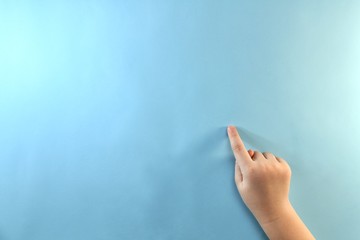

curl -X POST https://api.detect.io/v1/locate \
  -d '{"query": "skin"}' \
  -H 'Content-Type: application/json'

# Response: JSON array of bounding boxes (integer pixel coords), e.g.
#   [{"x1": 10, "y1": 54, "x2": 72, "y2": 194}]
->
[{"x1": 227, "y1": 125, "x2": 315, "y2": 240}]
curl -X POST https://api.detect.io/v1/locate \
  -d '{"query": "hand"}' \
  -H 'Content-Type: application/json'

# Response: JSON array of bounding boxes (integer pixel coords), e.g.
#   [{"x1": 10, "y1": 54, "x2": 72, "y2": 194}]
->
[
  {"x1": 227, "y1": 126, "x2": 315, "y2": 239},
  {"x1": 227, "y1": 125, "x2": 292, "y2": 224}
]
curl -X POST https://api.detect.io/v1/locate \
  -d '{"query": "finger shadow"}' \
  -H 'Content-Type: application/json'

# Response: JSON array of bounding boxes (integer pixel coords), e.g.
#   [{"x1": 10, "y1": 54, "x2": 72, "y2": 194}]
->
[{"x1": 236, "y1": 126, "x2": 296, "y2": 162}]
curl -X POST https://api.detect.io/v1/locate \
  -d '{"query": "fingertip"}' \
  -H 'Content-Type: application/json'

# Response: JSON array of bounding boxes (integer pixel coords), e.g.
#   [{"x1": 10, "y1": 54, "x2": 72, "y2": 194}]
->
[
  {"x1": 275, "y1": 156, "x2": 287, "y2": 164},
  {"x1": 248, "y1": 149, "x2": 255, "y2": 158},
  {"x1": 252, "y1": 151, "x2": 262, "y2": 160},
  {"x1": 227, "y1": 125, "x2": 239, "y2": 138},
  {"x1": 227, "y1": 125, "x2": 234, "y2": 133}
]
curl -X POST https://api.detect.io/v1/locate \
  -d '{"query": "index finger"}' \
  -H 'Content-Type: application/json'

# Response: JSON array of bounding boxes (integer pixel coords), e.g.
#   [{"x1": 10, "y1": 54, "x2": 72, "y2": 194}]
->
[{"x1": 227, "y1": 126, "x2": 252, "y2": 170}]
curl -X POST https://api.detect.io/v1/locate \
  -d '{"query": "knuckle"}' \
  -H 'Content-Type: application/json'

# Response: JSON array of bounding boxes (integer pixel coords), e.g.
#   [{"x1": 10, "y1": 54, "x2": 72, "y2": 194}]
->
[
  {"x1": 283, "y1": 160, "x2": 291, "y2": 171},
  {"x1": 231, "y1": 144, "x2": 243, "y2": 153},
  {"x1": 280, "y1": 165, "x2": 292, "y2": 178},
  {"x1": 286, "y1": 165, "x2": 292, "y2": 176},
  {"x1": 264, "y1": 152, "x2": 275, "y2": 158},
  {"x1": 253, "y1": 151, "x2": 262, "y2": 160}
]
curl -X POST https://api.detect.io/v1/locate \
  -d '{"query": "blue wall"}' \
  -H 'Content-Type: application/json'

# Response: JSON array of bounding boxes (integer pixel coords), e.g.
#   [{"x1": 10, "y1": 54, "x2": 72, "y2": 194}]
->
[{"x1": 1, "y1": 1, "x2": 360, "y2": 239}]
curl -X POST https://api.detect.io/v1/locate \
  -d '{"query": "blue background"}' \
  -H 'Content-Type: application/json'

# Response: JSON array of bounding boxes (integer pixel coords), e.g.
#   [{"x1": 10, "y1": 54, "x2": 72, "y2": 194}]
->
[{"x1": 1, "y1": 1, "x2": 360, "y2": 239}]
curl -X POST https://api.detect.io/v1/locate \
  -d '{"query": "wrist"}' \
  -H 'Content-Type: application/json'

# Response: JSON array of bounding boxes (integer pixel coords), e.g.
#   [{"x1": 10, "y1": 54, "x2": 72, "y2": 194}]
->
[
  {"x1": 255, "y1": 201, "x2": 316, "y2": 240},
  {"x1": 254, "y1": 200, "x2": 294, "y2": 227}
]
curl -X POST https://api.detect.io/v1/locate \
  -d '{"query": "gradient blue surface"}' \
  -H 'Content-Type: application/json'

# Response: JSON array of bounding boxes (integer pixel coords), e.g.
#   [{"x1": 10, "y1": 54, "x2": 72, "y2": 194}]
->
[{"x1": 1, "y1": 1, "x2": 360, "y2": 239}]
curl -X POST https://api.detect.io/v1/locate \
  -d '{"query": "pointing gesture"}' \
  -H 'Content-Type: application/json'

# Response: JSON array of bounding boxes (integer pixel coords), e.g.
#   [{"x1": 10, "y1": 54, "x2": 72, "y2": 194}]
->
[
  {"x1": 227, "y1": 126, "x2": 254, "y2": 172},
  {"x1": 227, "y1": 125, "x2": 292, "y2": 223},
  {"x1": 227, "y1": 126, "x2": 314, "y2": 240}
]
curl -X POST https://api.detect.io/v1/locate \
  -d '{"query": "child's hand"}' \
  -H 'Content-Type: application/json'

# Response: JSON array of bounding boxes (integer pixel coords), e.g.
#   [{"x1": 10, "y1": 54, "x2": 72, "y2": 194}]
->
[
  {"x1": 227, "y1": 126, "x2": 315, "y2": 239},
  {"x1": 227, "y1": 126, "x2": 292, "y2": 225}
]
